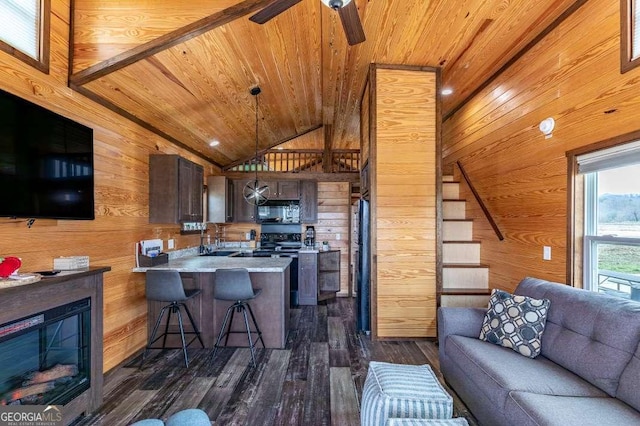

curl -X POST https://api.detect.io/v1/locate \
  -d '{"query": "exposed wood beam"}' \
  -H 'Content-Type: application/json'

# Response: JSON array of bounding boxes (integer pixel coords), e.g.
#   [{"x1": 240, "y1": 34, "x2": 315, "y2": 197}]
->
[
  {"x1": 323, "y1": 125, "x2": 332, "y2": 173},
  {"x1": 443, "y1": 0, "x2": 590, "y2": 121},
  {"x1": 69, "y1": 0, "x2": 275, "y2": 86},
  {"x1": 71, "y1": 84, "x2": 223, "y2": 168},
  {"x1": 223, "y1": 124, "x2": 323, "y2": 170}
]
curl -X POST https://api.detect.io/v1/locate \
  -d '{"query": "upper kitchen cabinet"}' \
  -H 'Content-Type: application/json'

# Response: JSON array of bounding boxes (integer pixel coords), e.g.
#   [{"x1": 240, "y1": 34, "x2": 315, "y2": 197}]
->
[
  {"x1": 149, "y1": 155, "x2": 204, "y2": 223},
  {"x1": 364, "y1": 64, "x2": 440, "y2": 339},
  {"x1": 262, "y1": 180, "x2": 300, "y2": 200},
  {"x1": 207, "y1": 176, "x2": 233, "y2": 223},
  {"x1": 231, "y1": 179, "x2": 257, "y2": 223},
  {"x1": 300, "y1": 180, "x2": 318, "y2": 223}
]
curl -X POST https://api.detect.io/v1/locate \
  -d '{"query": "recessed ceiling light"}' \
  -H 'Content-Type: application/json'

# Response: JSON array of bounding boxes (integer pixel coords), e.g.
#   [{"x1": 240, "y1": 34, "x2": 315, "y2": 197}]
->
[
  {"x1": 209, "y1": 140, "x2": 220, "y2": 147},
  {"x1": 277, "y1": 147, "x2": 284, "y2": 150},
  {"x1": 441, "y1": 88, "x2": 453, "y2": 96}
]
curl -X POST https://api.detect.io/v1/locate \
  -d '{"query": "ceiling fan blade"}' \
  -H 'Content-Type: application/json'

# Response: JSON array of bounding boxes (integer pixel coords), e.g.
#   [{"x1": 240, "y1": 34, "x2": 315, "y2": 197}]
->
[
  {"x1": 338, "y1": 1, "x2": 365, "y2": 45},
  {"x1": 249, "y1": 0, "x2": 303, "y2": 24}
]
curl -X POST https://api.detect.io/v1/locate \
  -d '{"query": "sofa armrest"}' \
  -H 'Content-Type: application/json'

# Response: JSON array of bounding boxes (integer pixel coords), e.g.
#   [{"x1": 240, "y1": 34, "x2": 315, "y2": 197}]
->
[{"x1": 437, "y1": 307, "x2": 486, "y2": 360}]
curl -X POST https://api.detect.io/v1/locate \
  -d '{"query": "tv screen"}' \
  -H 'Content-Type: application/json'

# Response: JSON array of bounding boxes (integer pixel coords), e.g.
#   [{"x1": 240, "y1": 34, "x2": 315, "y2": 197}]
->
[{"x1": 0, "y1": 89, "x2": 94, "y2": 220}]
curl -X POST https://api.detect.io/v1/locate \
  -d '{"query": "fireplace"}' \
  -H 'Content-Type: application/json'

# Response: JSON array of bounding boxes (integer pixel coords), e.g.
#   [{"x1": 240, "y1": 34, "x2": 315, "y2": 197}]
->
[{"x1": 0, "y1": 298, "x2": 91, "y2": 406}]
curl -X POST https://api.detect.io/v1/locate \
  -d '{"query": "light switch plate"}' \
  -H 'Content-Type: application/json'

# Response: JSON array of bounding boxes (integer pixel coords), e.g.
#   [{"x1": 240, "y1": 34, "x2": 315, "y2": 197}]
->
[
  {"x1": 543, "y1": 246, "x2": 551, "y2": 260},
  {"x1": 168, "y1": 239, "x2": 175, "y2": 250}
]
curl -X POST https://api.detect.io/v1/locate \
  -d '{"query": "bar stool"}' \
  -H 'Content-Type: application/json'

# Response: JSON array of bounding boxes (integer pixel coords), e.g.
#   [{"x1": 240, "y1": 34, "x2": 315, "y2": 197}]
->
[
  {"x1": 213, "y1": 268, "x2": 265, "y2": 367},
  {"x1": 140, "y1": 270, "x2": 204, "y2": 369}
]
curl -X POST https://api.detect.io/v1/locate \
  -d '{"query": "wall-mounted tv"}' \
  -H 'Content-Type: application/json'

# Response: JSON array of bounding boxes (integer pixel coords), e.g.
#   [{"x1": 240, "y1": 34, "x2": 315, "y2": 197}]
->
[{"x1": 0, "y1": 88, "x2": 94, "y2": 220}]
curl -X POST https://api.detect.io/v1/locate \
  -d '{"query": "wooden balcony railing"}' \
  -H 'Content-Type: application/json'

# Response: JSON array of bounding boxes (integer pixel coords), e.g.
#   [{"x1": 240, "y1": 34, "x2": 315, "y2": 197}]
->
[{"x1": 225, "y1": 149, "x2": 360, "y2": 173}]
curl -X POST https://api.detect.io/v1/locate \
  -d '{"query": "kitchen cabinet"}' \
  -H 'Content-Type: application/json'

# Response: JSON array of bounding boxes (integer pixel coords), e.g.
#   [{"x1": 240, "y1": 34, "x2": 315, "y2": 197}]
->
[
  {"x1": 360, "y1": 161, "x2": 370, "y2": 200},
  {"x1": 226, "y1": 179, "x2": 315, "y2": 224},
  {"x1": 262, "y1": 180, "x2": 300, "y2": 200},
  {"x1": 207, "y1": 176, "x2": 233, "y2": 223},
  {"x1": 299, "y1": 180, "x2": 318, "y2": 223},
  {"x1": 298, "y1": 250, "x2": 340, "y2": 305},
  {"x1": 231, "y1": 179, "x2": 257, "y2": 223},
  {"x1": 149, "y1": 155, "x2": 204, "y2": 223}
]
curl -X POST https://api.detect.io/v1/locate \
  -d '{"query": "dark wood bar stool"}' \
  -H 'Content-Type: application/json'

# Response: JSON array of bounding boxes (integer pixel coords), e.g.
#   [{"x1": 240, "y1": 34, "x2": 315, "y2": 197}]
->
[
  {"x1": 140, "y1": 270, "x2": 204, "y2": 369},
  {"x1": 213, "y1": 268, "x2": 265, "y2": 367}
]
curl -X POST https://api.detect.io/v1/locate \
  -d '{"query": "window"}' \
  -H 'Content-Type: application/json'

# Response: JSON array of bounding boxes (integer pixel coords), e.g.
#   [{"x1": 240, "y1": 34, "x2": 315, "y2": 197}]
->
[
  {"x1": 0, "y1": 0, "x2": 49, "y2": 73},
  {"x1": 578, "y1": 141, "x2": 640, "y2": 301},
  {"x1": 622, "y1": 0, "x2": 640, "y2": 72}
]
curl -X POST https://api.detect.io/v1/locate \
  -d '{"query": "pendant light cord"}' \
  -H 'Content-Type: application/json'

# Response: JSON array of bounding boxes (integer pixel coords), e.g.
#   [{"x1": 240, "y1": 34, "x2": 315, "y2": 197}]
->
[{"x1": 254, "y1": 91, "x2": 259, "y2": 184}]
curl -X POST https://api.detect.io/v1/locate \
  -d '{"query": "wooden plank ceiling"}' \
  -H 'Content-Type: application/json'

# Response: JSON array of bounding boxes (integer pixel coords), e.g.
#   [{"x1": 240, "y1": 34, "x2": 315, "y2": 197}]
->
[{"x1": 71, "y1": 0, "x2": 577, "y2": 168}]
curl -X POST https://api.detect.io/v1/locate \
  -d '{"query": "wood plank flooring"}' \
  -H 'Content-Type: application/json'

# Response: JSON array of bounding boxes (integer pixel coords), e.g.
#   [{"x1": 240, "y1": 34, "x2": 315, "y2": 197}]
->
[{"x1": 73, "y1": 298, "x2": 477, "y2": 425}]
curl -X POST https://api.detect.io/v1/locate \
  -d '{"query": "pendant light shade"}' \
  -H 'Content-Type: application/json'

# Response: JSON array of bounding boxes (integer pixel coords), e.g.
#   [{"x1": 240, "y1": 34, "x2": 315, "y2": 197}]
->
[{"x1": 243, "y1": 86, "x2": 270, "y2": 206}]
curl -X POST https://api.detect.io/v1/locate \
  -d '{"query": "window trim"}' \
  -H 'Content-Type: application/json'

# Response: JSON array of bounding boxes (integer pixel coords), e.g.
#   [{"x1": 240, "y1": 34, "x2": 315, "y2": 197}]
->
[
  {"x1": 584, "y1": 236, "x2": 640, "y2": 294},
  {"x1": 566, "y1": 129, "x2": 640, "y2": 287},
  {"x1": 0, "y1": 0, "x2": 50, "y2": 74},
  {"x1": 621, "y1": 0, "x2": 640, "y2": 73}
]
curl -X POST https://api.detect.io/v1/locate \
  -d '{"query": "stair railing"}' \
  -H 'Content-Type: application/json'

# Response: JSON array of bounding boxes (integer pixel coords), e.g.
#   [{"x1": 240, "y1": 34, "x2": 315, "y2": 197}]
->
[{"x1": 456, "y1": 160, "x2": 504, "y2": 241}]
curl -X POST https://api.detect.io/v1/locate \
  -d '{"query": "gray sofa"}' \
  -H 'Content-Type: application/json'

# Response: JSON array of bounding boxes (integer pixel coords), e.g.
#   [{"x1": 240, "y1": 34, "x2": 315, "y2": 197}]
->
[{"x1": 438, "y1": 277, "x2": 640, "y2": 426}]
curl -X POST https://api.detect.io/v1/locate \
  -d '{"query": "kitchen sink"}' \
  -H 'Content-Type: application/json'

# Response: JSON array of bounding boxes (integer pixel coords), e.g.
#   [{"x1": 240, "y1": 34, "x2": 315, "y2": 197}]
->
[{"x1": 199, "y1": 250, "x2": 237, "y2": 257}]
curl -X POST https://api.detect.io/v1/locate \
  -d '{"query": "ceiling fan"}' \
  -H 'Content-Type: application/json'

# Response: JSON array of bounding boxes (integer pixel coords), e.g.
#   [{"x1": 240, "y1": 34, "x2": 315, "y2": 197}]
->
[{"x1": 249, "y1": 0, "x2": 366, "y2": 46}]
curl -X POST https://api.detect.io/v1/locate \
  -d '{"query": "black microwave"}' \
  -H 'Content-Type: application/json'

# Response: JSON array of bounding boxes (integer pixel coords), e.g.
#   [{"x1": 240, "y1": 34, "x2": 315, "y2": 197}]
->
[{"x1": 257, "y1": 201, "x2": 300, "y2": 223}]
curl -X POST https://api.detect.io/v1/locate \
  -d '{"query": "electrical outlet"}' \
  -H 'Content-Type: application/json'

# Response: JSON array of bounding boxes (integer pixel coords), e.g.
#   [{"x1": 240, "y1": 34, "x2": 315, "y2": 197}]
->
[
  {"x1": 168, "y1": 239, "x2": 175, "y2": 250},
  {"x1": 543, "y1": 246, "x2": 551, "y2": 261},
  {"x1": 336, "y1": 233, "x2": 341, "y2": 240}
]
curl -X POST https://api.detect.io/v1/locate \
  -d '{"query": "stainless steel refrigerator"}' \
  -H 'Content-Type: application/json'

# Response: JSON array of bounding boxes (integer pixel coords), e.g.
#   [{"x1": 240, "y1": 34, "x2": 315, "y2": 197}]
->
[{"x1": 356, "y1": 199, "x2": 371, "y2": 332}]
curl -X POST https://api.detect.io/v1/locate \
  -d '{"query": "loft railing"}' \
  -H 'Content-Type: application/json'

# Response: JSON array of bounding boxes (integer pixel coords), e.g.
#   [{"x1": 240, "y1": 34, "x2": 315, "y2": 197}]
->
[{"x1": 225, "y1": 149, "x2": 360, "y2": 173}]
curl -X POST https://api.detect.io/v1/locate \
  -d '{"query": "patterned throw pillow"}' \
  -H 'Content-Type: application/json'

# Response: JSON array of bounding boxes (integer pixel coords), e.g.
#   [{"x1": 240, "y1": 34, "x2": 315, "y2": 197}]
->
[{"x1": 479, "y1": 289, "x2": 550, "y2": 358}]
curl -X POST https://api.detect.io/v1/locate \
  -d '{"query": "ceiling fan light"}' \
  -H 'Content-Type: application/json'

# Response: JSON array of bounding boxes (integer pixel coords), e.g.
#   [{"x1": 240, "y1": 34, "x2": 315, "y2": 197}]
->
[{"x1": 321, "y1": 0, "x2": 352, "y2": 10}]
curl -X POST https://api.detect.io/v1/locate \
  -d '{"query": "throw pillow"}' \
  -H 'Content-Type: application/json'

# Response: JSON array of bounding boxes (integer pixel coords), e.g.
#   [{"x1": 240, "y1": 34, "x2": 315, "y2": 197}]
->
[{"x1": 479, "y1": 289, "x2": 550, "y2": 358}]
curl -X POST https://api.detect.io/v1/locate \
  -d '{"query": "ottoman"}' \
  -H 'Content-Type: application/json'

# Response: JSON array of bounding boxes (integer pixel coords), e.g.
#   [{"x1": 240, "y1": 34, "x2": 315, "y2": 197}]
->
[
  {"x1": 361, "y1": 361, "x2": 453, "y2": 426},
  {"x1": 386, "y1": 419, "x2": 469, "y2": 426},
  {"x1": 129, "y1": 408, "x2": 210, "y2": 426}
]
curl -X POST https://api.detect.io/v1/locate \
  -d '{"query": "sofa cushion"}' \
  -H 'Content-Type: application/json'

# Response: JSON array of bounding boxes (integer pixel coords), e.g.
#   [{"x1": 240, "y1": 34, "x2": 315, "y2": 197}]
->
[
  {"x1": 617, "y1": 343, "x2": 640, "y2": 412},
  {"x1": 479, "y1": 289, "x2": 550, "y2": 358},
  {"x1": 515, "y1": 277, "x2": 640, "y2": 396},
  {"x1": 505, "y1": 391, "x2": 640, "y2": 426},
  {"x1": 444, "y1": 335, "x2": 606, "y2": 412}
]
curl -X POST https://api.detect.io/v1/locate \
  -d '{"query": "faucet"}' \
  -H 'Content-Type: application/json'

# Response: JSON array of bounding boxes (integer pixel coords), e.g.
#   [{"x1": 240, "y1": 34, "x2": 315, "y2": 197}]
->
[{"x1": 199, "y1": 226, "x2": 207, "y2": 254}]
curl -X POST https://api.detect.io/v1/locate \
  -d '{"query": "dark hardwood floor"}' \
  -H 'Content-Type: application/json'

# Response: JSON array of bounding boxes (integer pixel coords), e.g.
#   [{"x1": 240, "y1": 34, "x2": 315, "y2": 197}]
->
[{"x1": 74, "y1": 298, "x2": 477, "y2": 426}]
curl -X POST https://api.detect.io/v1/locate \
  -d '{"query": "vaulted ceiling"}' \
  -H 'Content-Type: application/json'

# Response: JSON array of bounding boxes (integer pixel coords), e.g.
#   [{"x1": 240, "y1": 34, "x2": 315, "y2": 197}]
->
[{"x1": 71, "y1": 0, "x2": 577, "y2": 168}]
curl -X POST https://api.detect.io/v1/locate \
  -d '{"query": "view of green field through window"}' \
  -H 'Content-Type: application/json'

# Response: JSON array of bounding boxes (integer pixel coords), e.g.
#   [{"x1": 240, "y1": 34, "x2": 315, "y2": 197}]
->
[{"x1": 595, "y1": 163, "x2": 640, "y2": 299}]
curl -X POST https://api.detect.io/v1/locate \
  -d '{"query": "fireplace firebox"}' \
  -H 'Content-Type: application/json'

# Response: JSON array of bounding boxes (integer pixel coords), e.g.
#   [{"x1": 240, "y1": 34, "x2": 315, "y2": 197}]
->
[{"x1": 0, "y1": 298, "x2": 91, "y2": 406}]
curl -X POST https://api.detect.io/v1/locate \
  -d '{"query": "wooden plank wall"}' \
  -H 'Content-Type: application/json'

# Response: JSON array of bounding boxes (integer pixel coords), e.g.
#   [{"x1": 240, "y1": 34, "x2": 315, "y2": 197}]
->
[
  {"x1": 371, "y1": 66, "x2": 438, "y2": 338},
  {"x1": 0, "y1": 0, "x2": 220, "y2": 372},
  {"x1": 315, "y1": 182, "x2": 351, "y2": 296},
  {"x1": 442, "y1": 0, "x2": 640, "y2": 292}
]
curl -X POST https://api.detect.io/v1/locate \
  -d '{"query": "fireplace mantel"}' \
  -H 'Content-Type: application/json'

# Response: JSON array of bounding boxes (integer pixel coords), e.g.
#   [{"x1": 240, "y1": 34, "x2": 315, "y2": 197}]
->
[{"x1": 0, "y1": 267, "x2": 110, "y2": 425}]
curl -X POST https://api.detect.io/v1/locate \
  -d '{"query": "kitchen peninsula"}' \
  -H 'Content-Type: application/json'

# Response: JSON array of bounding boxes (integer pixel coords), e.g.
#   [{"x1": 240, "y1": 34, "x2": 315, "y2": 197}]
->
[{"x1": 133, "y1": 255, "x2": 290, "y2": 349}]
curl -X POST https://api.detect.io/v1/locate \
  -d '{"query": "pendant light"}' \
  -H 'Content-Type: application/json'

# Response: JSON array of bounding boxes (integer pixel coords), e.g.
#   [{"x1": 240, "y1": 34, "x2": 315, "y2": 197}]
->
[{"x1": 243, "y1": 86, "x2": 270, "y2": 205}]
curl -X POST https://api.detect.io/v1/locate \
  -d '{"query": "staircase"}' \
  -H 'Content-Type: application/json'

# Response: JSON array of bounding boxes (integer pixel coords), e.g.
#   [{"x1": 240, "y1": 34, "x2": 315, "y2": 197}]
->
[{"x1": 441, "y1": 176, "x2": 491, "y2": 307}]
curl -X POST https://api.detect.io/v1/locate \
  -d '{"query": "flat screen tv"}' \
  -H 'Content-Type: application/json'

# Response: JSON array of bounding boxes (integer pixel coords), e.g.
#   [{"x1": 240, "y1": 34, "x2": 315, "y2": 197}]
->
[{"x1": 0, "y1": 88, "x2": 94, "y2": 220}]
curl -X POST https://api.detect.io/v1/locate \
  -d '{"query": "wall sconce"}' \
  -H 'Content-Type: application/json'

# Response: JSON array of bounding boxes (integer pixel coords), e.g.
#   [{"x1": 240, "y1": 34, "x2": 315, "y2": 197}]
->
[{"x1": 539, "y1": 117, "x2": 555, "y2": 139}]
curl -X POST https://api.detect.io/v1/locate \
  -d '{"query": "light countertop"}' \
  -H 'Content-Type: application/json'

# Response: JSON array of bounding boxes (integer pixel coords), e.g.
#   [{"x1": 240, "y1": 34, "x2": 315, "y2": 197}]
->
[{"x1": 132, "y1": 255, "x2": 291, "y2": 273}]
